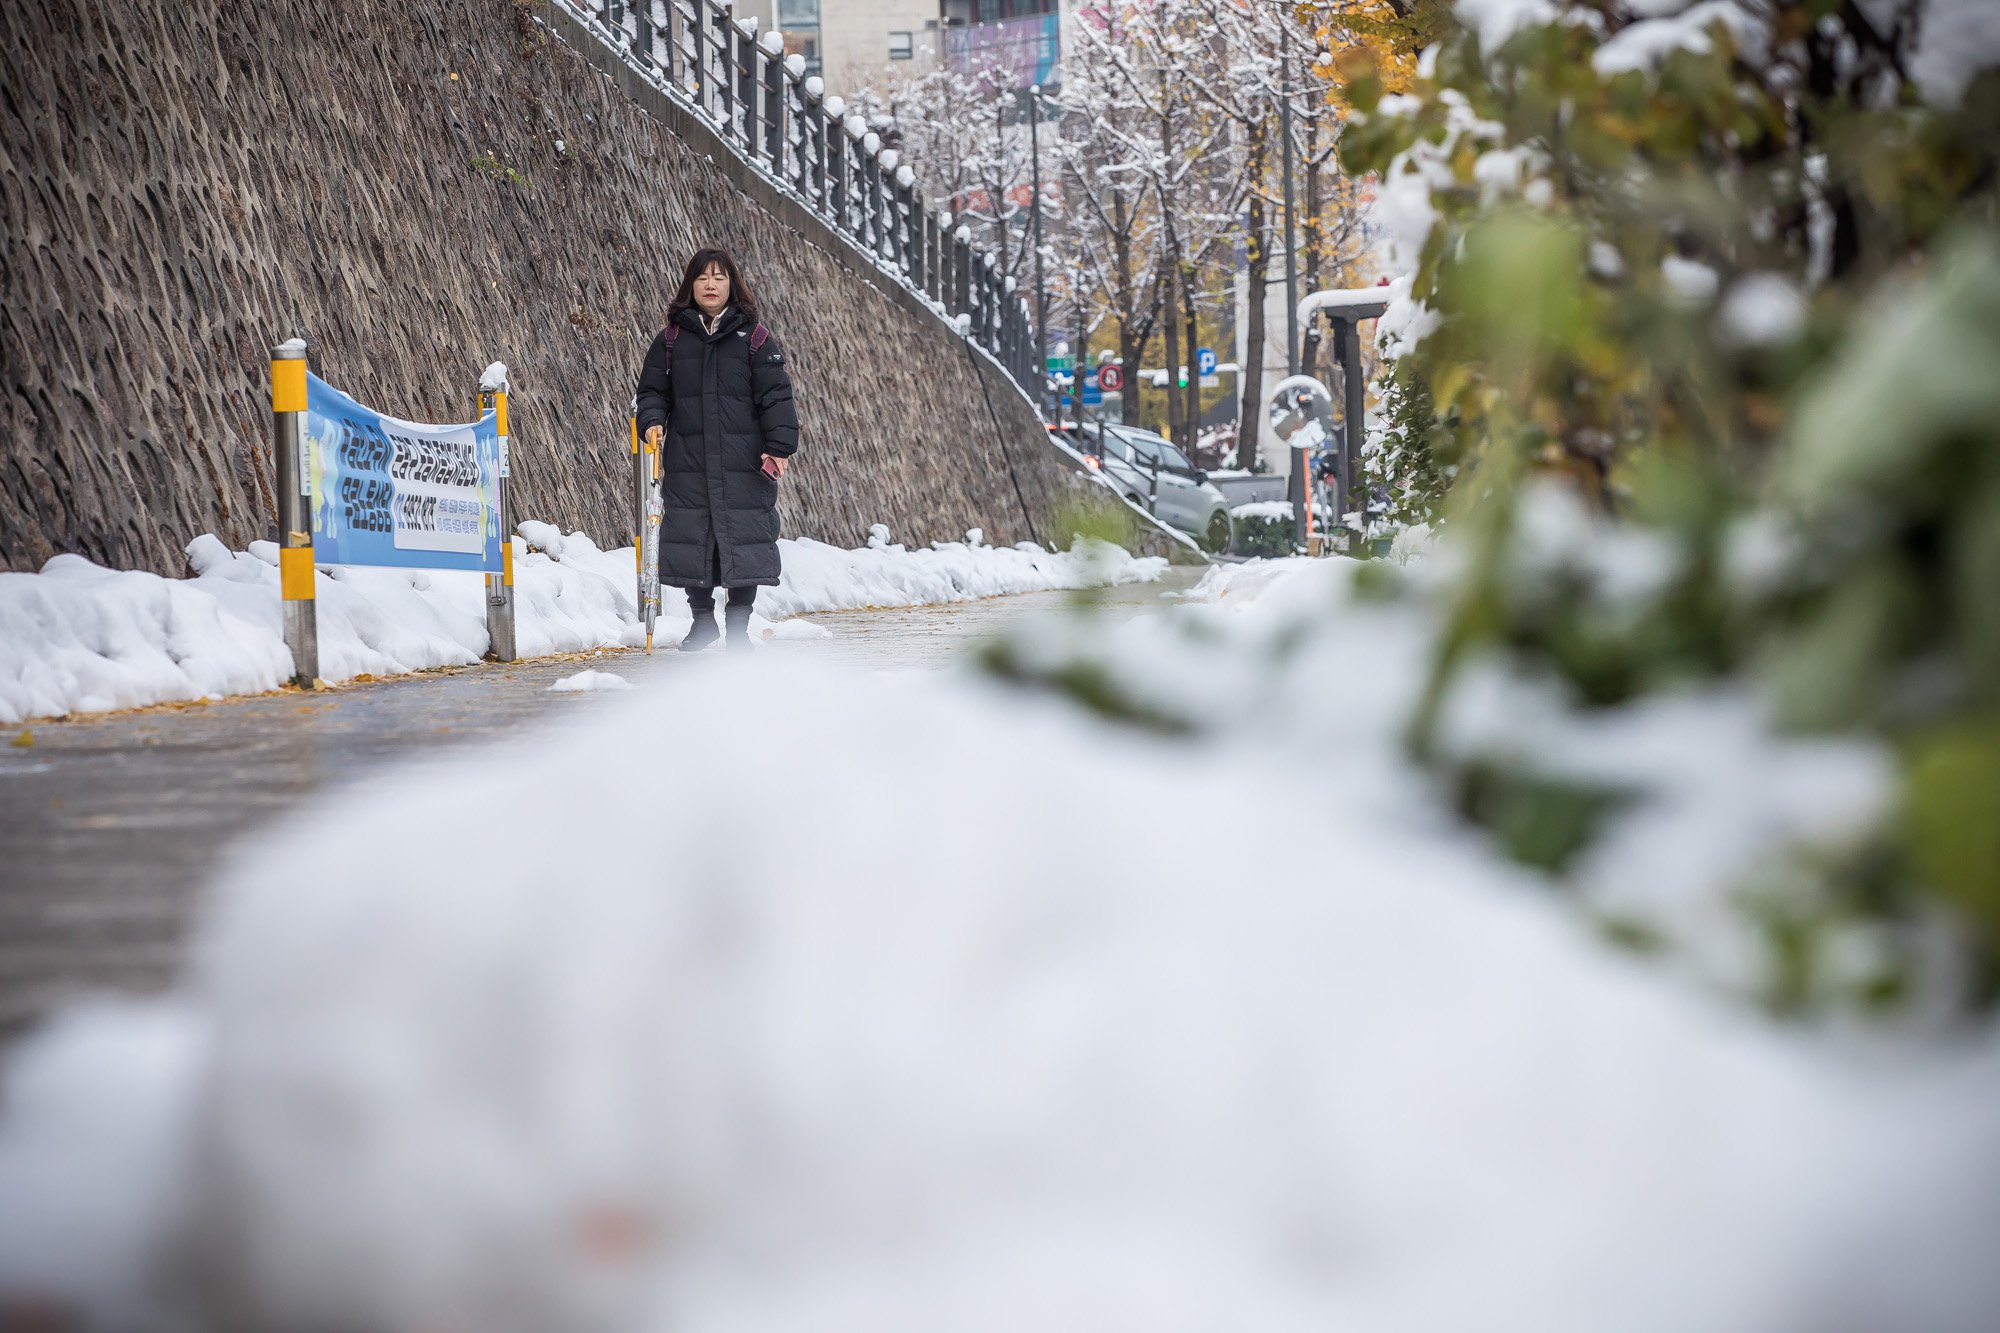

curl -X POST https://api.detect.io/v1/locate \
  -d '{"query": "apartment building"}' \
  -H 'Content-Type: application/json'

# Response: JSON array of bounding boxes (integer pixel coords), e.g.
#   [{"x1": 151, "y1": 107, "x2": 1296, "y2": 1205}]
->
[
  {"x1": 773, "y1": 0, "x2": 943, "y2": 89},
  {"x1": 765, "y1": 0, "x2": 1063, "y2": 99}
]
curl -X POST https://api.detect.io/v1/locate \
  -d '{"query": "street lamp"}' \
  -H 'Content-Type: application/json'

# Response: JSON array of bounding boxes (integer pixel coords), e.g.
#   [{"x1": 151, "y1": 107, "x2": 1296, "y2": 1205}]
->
[{"x1": 1026, "y1": 83, "x2": 1050, "y2": 413}]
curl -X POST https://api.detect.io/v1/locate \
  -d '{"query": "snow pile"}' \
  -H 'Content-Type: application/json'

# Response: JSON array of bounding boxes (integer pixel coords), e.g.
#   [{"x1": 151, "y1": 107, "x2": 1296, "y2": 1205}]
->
[
  {"x1": 1228, "y1": 500, "x2": 1295, "y2": 521},
  {"x1": 546, "y1": 670, "x2": 633, "y2": 693},
  {"x1": 2, "y1": 619, "x2": 1997, "y2": 1330},
  {"x1": 763, "y1": 617, "x2": 832, "y2": 641},
  {"x1": 516, "y1": 519, "x2": 569, "y2": 556},
  {"x1": 0, "y1": 553, "x2": 294, "y2": 720},
  {"x1": 756, "y1": 526, "x2": 1165, "y2": 621},
  {"x1": 0, "y1": 525, "x2": 1161, "y2": 722},
  {"x1": 1171, "y1": 556, "x2": 1328, "y2": 608}
]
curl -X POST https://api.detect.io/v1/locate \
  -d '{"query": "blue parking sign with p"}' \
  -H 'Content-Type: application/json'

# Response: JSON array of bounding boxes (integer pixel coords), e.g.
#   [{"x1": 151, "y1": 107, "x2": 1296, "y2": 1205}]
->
[{"x1": 1196, "y1": 347, "x2": 1217, "y2": 376}]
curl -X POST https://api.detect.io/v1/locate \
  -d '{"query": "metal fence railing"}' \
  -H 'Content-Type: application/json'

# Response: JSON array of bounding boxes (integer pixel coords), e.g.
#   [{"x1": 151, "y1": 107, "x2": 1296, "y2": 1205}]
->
[{"x1": 553, "y1": 0, "x2": 1045, "y2": 402}]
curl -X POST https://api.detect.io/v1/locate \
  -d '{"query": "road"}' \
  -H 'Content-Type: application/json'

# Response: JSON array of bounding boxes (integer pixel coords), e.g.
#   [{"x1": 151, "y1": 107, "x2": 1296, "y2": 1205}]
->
[{"x1": 0, "y1": 573, "x2": 1199, "y2": 1037}]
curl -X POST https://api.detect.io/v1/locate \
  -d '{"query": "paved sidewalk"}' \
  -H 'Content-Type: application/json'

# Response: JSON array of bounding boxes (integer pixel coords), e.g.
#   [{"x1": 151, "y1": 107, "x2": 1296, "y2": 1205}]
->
[{"x1": 0, "y1": 572, "x2": 1197, "y2": 1036}]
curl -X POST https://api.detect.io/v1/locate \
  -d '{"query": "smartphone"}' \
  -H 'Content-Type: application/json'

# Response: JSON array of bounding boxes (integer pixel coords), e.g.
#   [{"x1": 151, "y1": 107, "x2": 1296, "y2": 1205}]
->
[{"x1": 761, "y1": 456, "x2": 783, "y2": 480}]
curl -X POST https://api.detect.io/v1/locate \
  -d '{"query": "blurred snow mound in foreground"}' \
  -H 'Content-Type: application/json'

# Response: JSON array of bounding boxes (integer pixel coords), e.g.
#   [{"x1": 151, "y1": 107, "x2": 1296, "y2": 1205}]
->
[
  {"x1": 1, "y1": 565, "x2": 1996, "y2": 1332},
  {"x1": 0, "y1": 528, "x2": 1160, "y2": 722}
]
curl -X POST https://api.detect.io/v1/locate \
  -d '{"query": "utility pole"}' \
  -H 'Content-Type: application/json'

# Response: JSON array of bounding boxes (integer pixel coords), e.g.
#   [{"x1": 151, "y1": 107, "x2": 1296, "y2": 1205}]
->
[
  {"x1": 1280, "y1": 54, "x2": 1299, "y2": 378},
  {"x1": 1027, "y1": 84, "x2": 1049, "y2": 411},
  {"x1": 1280, "y1": 51, "x2": 1304, "y2": 548}
]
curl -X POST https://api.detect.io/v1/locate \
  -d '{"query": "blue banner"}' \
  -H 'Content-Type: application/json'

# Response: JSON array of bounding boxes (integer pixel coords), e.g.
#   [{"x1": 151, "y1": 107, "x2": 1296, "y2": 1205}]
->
[{"x1": 302, "y1": 373, "x2": 503, "y2": 573}]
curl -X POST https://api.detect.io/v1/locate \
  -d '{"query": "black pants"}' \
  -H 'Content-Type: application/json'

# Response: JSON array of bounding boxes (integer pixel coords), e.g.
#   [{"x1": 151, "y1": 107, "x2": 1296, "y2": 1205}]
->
[
  {"x1": 687, "y1": 583, "x2": 756, "y2": 614},
  {"x1": 686, "y1": 542, "x2": 757, "y2": 615}
]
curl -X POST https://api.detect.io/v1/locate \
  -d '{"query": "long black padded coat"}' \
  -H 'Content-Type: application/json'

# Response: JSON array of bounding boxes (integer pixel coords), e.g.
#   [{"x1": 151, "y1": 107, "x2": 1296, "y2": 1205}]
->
[{"x1": 633, "y1": 304, "x2": 799, "y2": 587}]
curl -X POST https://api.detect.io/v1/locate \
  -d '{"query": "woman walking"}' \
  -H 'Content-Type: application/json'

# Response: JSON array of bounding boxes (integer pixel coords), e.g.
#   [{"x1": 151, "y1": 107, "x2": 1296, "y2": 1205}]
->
[{"x1": 635, "y1": 248, "x2": 799, "y2": 652}]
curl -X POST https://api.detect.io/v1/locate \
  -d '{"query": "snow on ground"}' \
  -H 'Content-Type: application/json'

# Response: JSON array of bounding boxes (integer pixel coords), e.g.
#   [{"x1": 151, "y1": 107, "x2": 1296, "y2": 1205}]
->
[
  {"x1": 0, "y1": 526, "x2": 1163, "y2": 723},
  {"x1": 546, "y1": 670, "x2": 633, "y2": 693},
  {"x1": 755, "y1": 525, "x2": 1162, "y2": 620},
  {"x1": 1, "y1": 554, "x2": 1996, "y2": 1332},
  {"x1": 763, "y1": 617, "x2": 833, "y2": 641}
]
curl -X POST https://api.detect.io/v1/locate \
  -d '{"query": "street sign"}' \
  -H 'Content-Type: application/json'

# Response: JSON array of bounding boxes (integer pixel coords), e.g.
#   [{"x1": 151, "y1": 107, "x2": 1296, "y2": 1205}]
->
[
  {"x1": 1081, "y1": 371, "x2": 1102, "y2": 406},
  {"x1": 1046, "y1": 355, "x2": 1074, "y2": 373},
  {"x1": 1199, "y1": 374, "x2": 1219, "y2": 388},
  {"x1": 1196, "y1": 346, "x2": 1217, "y2": 376},
  {"x1": 1098, "y1": 363, "x2": 1124, "y2": 393}
]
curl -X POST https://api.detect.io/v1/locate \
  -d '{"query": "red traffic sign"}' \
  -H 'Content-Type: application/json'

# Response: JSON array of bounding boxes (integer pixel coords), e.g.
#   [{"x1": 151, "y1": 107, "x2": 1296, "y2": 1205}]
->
[{"x1": 1097, "y1": 363, "x2": 1124, "y2": 392}]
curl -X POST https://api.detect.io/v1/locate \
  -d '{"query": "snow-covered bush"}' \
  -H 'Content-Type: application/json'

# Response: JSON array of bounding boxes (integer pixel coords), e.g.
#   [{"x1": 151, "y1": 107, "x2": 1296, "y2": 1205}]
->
[
  {"x1": 1257, "y1": 1, "x2": 2000, "y2": 1010},
  {"x1": 1228, "y1": 502, "x2": 1298, "y2": 558}
]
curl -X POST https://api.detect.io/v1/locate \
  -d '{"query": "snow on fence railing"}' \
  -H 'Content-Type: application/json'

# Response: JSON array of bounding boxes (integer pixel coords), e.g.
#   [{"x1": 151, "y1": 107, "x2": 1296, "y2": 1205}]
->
[
  {"x1": 269, "y1": 343, "x2": 518, "y2": 687},
  {"x1": 549, "y1": 0, "x2": 1044, "y2": 401}
]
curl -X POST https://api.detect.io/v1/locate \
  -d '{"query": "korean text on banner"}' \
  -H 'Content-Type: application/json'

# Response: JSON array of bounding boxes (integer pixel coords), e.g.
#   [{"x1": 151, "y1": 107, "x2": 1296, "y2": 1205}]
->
[{"x1": 302, "y1": 373, "x2": 504, "y2": 573}]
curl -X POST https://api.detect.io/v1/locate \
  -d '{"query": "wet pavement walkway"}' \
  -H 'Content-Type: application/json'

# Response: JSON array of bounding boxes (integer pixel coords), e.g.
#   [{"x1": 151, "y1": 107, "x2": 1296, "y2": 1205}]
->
[{"x1": 0, "y1": 572, "x2": 1199, "y2": 1036}]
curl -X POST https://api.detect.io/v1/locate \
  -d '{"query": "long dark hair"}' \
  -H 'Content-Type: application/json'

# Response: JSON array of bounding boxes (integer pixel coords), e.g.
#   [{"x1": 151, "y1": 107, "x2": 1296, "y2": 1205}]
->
[{"x1": 667, "y1": 247, "x2": 758, "y2": 324}]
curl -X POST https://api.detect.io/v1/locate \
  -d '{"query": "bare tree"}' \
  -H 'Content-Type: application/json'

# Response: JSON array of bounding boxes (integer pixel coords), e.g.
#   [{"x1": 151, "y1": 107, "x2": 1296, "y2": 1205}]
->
[{"x1": 1071, "y1": 0, "x2": 1249, "y2": 445}]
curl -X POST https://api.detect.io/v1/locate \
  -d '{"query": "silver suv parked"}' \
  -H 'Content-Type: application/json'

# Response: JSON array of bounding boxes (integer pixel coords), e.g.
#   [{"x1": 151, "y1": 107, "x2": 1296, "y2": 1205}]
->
[{"x1": 1082, "y1": 422, "x2": 1234, "y2": 552}]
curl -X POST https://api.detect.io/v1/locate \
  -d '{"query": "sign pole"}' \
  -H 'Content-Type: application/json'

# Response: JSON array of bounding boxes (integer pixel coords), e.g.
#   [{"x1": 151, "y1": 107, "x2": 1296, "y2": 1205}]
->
[
  {"x1": 271, "y1": 340, "x2": 317, "y2": 687},
  {"x1": 1341, "y1": 313, "x2": 1366, "y2": 544},
  {"x1": 479, "y1": 373, "x2": 517, "y2": 662}
]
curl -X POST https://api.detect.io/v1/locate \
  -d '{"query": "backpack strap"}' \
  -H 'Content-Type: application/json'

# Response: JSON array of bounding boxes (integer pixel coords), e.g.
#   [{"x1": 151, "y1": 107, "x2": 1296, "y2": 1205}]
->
[
  {"x1": 662, "y1": 324, "x2": 678, "y2": 372},
  {"x1": 750, "y1": 323, "x2": 770, "y2": 352}
]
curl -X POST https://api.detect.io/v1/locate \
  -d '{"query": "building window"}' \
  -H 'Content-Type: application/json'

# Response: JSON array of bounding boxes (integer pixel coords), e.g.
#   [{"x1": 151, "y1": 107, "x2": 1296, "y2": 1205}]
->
[{"x1": 888, "y1": 30, "x2": 913, "y2": 59}]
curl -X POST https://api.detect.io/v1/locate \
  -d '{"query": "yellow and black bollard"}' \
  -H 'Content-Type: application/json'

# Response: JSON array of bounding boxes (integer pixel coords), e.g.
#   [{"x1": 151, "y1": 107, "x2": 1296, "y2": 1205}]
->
[
  {"x1": 479, "y1": 373, "x2": 518, "y2": 662},
  {"x1": 272, "y1": 340, "x2": 318, "y2": 686}
]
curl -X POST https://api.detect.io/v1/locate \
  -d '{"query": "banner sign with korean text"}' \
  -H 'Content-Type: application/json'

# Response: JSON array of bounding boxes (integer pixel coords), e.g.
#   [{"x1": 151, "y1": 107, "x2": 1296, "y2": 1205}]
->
[{"x1": 302, "y1": 372, "x2": 504, "y2": 572}]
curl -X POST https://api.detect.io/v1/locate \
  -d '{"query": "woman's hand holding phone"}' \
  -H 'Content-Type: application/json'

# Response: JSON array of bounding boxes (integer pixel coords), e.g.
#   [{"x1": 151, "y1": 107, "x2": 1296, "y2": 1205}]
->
[{"x1": 761, "y1": 454, "x2": 788, "y2": 480}]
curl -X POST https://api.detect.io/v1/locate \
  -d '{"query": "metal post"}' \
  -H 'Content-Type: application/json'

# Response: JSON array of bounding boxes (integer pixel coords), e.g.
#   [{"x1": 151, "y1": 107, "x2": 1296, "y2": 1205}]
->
[
  {"x1": 480, "y1": 376, "x2": 517, "y2": 662},
  {"x1": 667, "y1": 0, "x2": 683, "y2": 89},
  {"x1": 927, "y1": 215, "x2": 939, "y2": 301},
  {"x1": 1341, "y1": 314, "x2": 1366, "y2": 540},
  {"x1": 741, "y1": 24, "x2": 758, "y2": 150},
  {"x1": 1292, "y1": 443, "x2": 1310, "y2": 551},
  {"x1": 271, "y1": 340, "x2": 317, "y2": 687},
  {"x1": 865, "y1": 151, "x2": 881, "y2": 254},
  {"x1": 806, "y1": 95, "x2": 825, "y2": 213},
  {"x1": 830, "y1": 123, "x2": 847, "y2": 233},
  {"x1": 713, "y1": 1, "x2": 731, "y2": 126},
  {"x1": 1330, "y1": 316, "x2": 1351, "y2": 524},
  {"x1": 682, "y1": 0, "x2": 700, "y2": 101},
  {"x1": 763, "y1": 39, "x2": 782, "y2": 163},
  {"x1": 956, "y1": 228, "x2": 970, "y2": 316},
  {"x1": 737, "y1": 21, "x2": 754, "y2": 147}
]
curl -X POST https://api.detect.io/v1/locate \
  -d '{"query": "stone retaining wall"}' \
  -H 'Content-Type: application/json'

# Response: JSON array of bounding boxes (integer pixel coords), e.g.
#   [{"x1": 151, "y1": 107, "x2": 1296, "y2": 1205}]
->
[{"x1": 0, "y1": 0, "x2": 1077, "y2": 576}]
